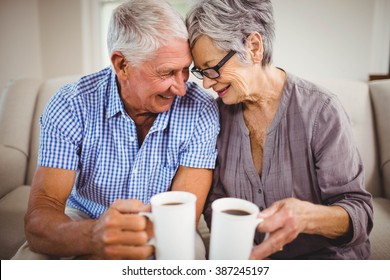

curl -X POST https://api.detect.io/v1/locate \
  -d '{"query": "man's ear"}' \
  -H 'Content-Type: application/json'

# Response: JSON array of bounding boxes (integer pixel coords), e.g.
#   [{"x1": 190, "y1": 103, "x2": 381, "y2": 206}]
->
[
  {"x1": 111, "y1": 51, "x2": 129, "y2": 80},
  {"x1": 246, "y1": 32, "x2": 264, "y2": 64}
]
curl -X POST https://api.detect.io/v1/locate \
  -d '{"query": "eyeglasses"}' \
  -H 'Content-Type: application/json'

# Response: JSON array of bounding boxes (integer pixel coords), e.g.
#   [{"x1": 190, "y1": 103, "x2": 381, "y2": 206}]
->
[{"x1": 191, "y1": 50, "x2": 236, "y2": 80}]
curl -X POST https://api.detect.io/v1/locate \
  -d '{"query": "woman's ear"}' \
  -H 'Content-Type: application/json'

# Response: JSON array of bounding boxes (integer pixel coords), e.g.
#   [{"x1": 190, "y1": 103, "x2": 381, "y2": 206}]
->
[
  {"x1": 246, "y1": 32, "x2": 264, "y2": 64},
  {"x1": 111, "y1": 51, "x2": 129, "y2": 80}
]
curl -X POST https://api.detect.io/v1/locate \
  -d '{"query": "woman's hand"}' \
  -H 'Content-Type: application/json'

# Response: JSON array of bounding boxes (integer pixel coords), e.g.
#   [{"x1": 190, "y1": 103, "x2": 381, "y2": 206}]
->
[
  {"x1": 250, "y1": 198, "x2": 310, "y2": 259},
  {"x1": 250, "y1": 198, "x2": 350, "y2": 259}
]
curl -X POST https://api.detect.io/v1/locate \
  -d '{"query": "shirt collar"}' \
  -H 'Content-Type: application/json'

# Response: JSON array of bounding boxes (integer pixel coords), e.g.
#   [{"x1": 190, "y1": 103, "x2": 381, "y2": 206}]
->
[
  {"x1": 106, "y1": 67, "x2": 126, "y2": 119},
  {"x1": 150, "y1": 109, "x2": 171, "y2": 132}
]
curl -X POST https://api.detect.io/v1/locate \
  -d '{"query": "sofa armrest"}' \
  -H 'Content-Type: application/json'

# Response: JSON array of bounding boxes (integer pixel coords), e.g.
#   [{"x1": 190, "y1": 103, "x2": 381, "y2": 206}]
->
[
  {"x1": 0, "y1": 185, "x2": 30, "y2": 259},
  {"x1": 370, "y1": 79, "x2": 390, "y2": 199},
  {"x1": 370, "y1": 197, "x2": 390, "y2": 259},
  {"x1": 0, "y1": 78, "x2": 41, "y2": 155},
  {"x1": 0, "y1": 78, "x2": 41, "y2": 196},
  {"x1": 0, "y1": 145, "x2": 27, "y2": 199}
]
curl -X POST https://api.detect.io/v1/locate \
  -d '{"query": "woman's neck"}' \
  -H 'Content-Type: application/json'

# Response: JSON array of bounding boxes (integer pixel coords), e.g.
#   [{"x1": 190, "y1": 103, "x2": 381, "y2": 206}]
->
[{"x1": 243, "y1": 66, "x2": 285, "y2": 115}]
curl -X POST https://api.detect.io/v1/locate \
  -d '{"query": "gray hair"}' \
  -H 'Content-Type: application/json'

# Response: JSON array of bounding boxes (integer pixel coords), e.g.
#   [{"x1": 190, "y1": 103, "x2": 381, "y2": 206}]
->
[
  {"x1": 186, "y1": 0, "x2": 275, "y2": 66},
  {"x1": 107, "y1": 0, "x2": 188, "y2": 67}
]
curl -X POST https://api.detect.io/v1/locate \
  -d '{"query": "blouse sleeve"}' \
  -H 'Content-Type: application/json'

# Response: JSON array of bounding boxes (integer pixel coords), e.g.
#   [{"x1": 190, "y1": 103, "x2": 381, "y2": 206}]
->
[{"x1": 311, "y1": 95, "x2": 373, "y2": 247}]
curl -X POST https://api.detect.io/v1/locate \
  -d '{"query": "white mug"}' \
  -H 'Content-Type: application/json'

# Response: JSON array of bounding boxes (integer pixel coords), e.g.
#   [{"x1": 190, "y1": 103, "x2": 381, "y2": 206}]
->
[
  {"x1": 209, "y1": 197, "x2": 267, "y2": 260},
  {"x1": 141, "y1": 191, "x2": 196, "y2": 260}
]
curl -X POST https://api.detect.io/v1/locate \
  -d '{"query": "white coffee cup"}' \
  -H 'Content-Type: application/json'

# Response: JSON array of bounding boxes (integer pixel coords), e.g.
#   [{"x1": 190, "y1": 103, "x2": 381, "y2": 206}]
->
[
  {"x1": 209, "y1": 197, "x2": 267, "y2": 260},
  {"x1": 141, "y1": 191, "x2": 196, "y2": 260}
]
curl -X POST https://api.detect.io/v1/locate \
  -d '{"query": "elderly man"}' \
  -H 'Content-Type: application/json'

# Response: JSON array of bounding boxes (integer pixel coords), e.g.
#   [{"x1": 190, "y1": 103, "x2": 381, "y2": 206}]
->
[{"x1": 13, "y1": 0, "x2": 219, "y2": 260}]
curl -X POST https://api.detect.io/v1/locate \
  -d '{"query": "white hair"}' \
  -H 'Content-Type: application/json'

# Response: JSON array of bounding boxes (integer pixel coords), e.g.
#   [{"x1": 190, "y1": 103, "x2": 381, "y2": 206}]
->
[
  {"x1": 107, "y1": 0, "x2": 188, "y2": 67},
  {"x1": 186, "y1": 0, "x2": 275, "y2": 66}
]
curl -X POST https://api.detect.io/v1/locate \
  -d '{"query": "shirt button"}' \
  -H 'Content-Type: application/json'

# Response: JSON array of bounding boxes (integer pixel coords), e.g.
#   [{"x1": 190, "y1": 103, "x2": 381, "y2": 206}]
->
[
  {"x1": 130, "y1": 136, "x2": 136, "y2": 142},
  {"x1": 132, "y1": 167, "x2": 138, "y2": 175},
  {"x1": 258, "y1": 189, "x2": 262, "y2": 194}
]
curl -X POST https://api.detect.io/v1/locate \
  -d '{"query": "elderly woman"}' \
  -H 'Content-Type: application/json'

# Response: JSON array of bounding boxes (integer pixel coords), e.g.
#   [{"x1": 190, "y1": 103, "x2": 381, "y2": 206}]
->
[{"x1": 186, "y1": 0, "x2": 373, "y2": 259}]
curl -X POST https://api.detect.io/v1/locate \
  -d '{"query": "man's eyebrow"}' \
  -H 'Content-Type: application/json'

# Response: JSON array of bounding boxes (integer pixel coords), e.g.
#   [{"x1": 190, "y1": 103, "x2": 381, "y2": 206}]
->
[{"x1": 157, "y1": 64, "x2": 190, "y2": 73}]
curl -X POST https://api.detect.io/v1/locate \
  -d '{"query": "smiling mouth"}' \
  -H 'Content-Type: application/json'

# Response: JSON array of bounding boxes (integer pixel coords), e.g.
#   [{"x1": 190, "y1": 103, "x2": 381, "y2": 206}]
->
[
  {"x1": 158, "y1": 94, "x2": 174, "y2": 100},
  {"x1": 215, "y1": 85, "x2": 230, "y2": 97}
]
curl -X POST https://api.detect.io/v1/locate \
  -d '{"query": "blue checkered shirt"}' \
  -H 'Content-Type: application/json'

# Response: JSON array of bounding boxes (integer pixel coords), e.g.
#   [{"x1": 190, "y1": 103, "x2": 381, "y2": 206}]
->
[{"x1": 38, "y1": 67, "x2": 219, "y2": 218}]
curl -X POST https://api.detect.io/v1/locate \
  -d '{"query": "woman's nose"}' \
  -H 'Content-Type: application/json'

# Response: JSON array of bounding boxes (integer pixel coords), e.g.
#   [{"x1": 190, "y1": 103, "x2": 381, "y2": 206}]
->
[{"x1": 202, "y1": 76, "x2": 216, "y2": 89}]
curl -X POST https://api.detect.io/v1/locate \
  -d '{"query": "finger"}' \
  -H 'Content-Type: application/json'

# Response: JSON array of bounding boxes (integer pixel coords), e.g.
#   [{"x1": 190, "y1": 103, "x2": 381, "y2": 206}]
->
[
  {"x1": 101, "y1": 210, "x2": 149, "y2": 232},
  {"x1": 105, "y1": 244, "x2": 155, "y2": 260},
  {"x1": 257, "y1": 207, "x2": 288, "y2": 233},
  {"x1": 102, "y1": 228, "x2": 151, "y2": 247},
  {"x1": 112, "y1": 199, "x2": 150, "y2": 214},
  {"x1": 145, "y1": 218, "x2": 154, "y2": 239},
  {"x1": 249, "y1": 228, "x2": 287, "y2": 260},
  {"x1": 258, "y1": 201, "x2": 282, "y2": 218},
  {"x1": 121, "y1": 213, "x2": 149, "y2": 231}
]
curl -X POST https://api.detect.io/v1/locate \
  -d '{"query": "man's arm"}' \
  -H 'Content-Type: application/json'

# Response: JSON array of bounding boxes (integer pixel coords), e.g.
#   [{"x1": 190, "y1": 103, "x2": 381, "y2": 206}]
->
[
  {"x1": 170, "y1": 166, "x2": 212, "y2": 224},
  {"x1": 25, "y1": 166, "x2": 153, "y2": 259}
]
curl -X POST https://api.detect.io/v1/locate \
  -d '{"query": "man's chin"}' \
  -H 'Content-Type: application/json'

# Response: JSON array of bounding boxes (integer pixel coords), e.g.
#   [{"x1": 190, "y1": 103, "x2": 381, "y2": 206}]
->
[{"x1": 156, "y1": 98, "x2": 175, "y2": 112}]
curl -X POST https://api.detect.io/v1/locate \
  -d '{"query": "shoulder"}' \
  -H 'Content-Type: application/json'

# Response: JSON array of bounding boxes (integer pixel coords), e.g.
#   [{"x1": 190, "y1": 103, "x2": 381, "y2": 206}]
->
[
  {"x1": 285, "y1": 74, "x2": 351, "y2": 139},
  {"x1": 171, "y1": 82, "x2": 219, "y2": 122},
  {"x1": 286, "y1": 73, "x2": 335, "y2": 103},
  {"x1": 45, "y1": 68, "x2": 112, "y2": 114},
  {"x1": 43, "y1": 68, "x2": 112, "y2": 125},
  {"x1": 283, "y1": 73, "x2": 346, "y2": 120},
  {"x1": 167, "y1": 82, "x2": 219, "y2": 135},
  {"x1": 53, "y1": 67, "x2": 112, "y2": 102}
]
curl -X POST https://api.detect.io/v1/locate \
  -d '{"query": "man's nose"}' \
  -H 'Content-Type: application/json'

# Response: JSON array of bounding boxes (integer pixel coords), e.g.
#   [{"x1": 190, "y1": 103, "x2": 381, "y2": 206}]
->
[{"x1": 171, "y1": 72, "x2": 187, "y2": 96}]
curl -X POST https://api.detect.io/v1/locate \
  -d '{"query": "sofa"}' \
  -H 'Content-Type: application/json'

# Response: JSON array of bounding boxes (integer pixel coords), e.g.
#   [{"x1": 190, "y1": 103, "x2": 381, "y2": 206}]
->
[{"x1": 0, "y1": 75, "x2": 389, "y2": 260}]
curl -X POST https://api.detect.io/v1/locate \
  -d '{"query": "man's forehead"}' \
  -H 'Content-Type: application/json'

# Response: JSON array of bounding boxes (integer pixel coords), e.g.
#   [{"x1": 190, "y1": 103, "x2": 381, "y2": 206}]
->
[
  {"x1": 155, "y1": 40, "x2": 190, "y2": 57},
  {"x1": 152, "y1": 42, "x2": 192, "y2": 67}
]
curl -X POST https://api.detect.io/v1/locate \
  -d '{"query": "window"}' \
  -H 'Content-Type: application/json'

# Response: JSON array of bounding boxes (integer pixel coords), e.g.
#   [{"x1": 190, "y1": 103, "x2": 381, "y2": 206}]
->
[{"x1": 86, "y1": 0, "x2": 193, "y2": 71}]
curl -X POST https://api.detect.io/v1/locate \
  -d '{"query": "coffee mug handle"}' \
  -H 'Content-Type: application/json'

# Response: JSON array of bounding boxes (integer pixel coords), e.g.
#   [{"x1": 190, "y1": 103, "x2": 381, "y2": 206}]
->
[
  {"x1": 255, "y1": 218, "x2": 270, "y2": 241},
  {"x1": 138, "y1": 212, "x2": 156, "y2": 246}
]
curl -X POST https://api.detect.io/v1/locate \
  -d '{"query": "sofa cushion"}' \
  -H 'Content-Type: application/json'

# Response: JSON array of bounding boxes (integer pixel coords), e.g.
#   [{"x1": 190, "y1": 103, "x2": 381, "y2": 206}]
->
[
  {"x1": 0, "y1": 185, "x2": 30, "y2": 259},
  {"x1": 0, "y1": 78, "x2": 41, "y2": 155},
  {"x1": 198, "y1": 215, "x2": 210, "y2": 257},
  {"x1": 370, "y1": 79, "x2": 390, "y2": 199},
  {"x1": 0, "y1": 146, "x2": 27, "y2": 198},
  {"x1": 369, "y1": 197, "x2": 390, "y2": 259},
  {"x1": 0, "y1": 79, "x2": 41, "y2": 195}
]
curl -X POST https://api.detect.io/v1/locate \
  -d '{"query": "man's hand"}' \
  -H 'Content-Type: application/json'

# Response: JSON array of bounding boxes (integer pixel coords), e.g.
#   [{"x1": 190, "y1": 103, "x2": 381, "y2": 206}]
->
[{"x1": 90, "y1": 199, "x2": 154, "y2": 259}]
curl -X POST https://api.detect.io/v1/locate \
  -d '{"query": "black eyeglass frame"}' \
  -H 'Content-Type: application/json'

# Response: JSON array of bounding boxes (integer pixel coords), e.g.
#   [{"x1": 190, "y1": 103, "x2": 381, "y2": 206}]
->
[{"x1": 191, "y1": 50, "x2": 236, "y2": 80}]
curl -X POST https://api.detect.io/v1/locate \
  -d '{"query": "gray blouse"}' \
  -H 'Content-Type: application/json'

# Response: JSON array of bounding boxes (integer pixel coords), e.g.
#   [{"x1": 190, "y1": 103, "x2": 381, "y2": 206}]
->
[{"x1": 204, "y1": 73, "x2": 373, "y2": 259}]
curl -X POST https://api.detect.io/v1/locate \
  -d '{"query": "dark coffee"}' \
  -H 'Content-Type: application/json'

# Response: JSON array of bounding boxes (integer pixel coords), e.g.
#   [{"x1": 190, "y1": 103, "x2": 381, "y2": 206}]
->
[
  {"x1": 162, "y1": 202, "x2": 184, "y2": 206},
  {"x1": 222, "y1": 209, "x2": 251, "y2": 216}
]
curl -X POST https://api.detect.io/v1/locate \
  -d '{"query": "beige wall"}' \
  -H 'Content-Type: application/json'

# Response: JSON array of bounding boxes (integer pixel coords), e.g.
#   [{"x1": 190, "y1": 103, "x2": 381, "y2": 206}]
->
[
  {"x1": 0, "y1": 0, "x2": 83, "y2": 92},
  {"x1": 38, "y1": 0, "x2": 83, "y2": 79},
  {"x1": 0, "y1": 0, "x2": 42, "y2": 92},
  {"x1": 370, "y1": 0, "x2": 390, "y2": 74},
  {"x1": 273, "y1": 0, "x2": 378, "y2": 81}
]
